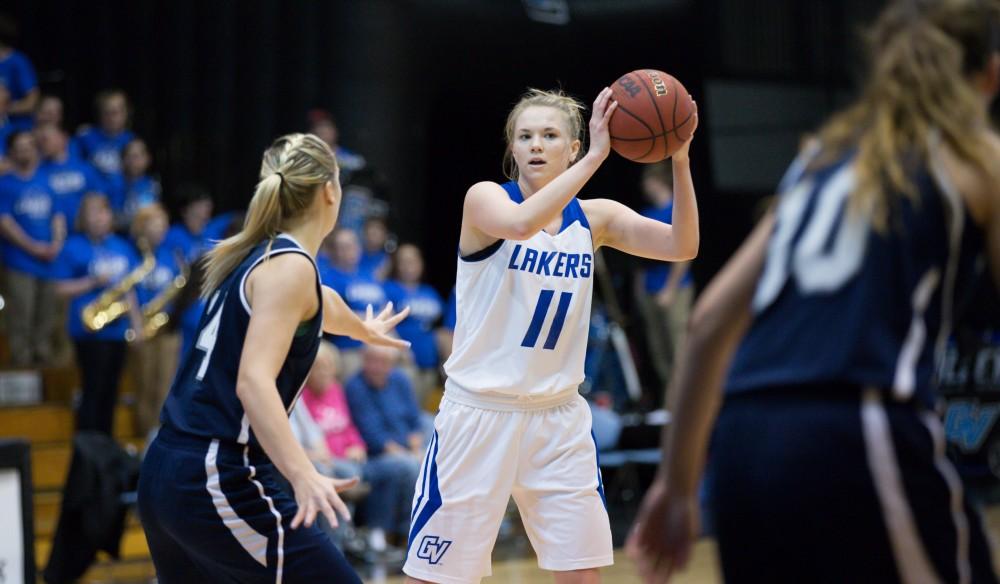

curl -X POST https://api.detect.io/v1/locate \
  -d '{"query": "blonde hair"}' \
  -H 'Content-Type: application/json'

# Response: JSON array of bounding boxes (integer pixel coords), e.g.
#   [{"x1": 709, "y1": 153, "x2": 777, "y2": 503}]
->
[
  {"x1": 129, "y1": 202, "x2": 167, "y2": 246},
  {"x1": 810, "y1": 0, "x2": 1000, "y2": 231},
  {"x1": 201, "y1": 133, "x2": 338, "y2": 296},
  {"x1": 503, "y1": 88, "x2": 586, "y2": 180}
]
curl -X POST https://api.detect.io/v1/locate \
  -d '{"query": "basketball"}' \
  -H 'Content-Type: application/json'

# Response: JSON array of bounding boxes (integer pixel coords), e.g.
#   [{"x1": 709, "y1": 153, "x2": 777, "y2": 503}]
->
[{"x1": 608, "y1": 69, "x2": 696, "y2": 163}]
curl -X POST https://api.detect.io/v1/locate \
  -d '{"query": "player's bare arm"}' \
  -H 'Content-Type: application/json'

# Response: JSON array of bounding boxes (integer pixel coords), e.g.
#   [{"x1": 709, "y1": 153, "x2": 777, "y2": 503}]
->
[{"x1": 238, "y1": 254, "x2": 357, "y2": 530}]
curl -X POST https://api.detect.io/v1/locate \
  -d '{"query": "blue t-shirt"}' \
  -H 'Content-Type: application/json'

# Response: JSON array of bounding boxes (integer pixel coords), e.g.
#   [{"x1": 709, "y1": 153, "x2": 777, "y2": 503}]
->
[
  {"x1": 0, "y1": 50, "x2": 38, "y2": 131},
  {"x1": 384, "y1": 280, "x2": 443, "y2": 368},
  {"x1": 321, "y1": 263, "x2": 386, "y2": 350},
  {"x1": 0, "y1": 171, "x2": 61, "y2": 277},
  {"x1": 162, "y1": 223, "x2": 211, "y2": 265},
  {"x1": 345, "y1": 369, "x2": 421, "y2": 456},
  {"x1": 360, "y1": 249, "x2": 388, "y2": 280},
  {"x1": 106, "y1": 174, "x2": 160, "y2": 222},
  {"x1": 73, "y1": 127, "x2": 135, "y2": 179},
  {"x1": 53, "y1": 234, "x2": 139, "y2": 340},
  {"x1": 135, "y1": 242, "x2": 183, "y2": 307},
  {"x1": 640, "y1": 201, "x2": 693, "y2": 294},
  {"x1": 203, "y1": 212, "x2": 237, "y2": 242},
  {"x1": 39, "y1": 157, "x2": 105, "y2": 231}
]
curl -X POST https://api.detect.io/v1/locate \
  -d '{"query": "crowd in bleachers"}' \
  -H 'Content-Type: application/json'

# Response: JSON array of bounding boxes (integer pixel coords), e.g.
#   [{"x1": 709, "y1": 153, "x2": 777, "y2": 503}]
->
[{"x1": 0, "y1": 17, "x2": 462, "y2": 563}]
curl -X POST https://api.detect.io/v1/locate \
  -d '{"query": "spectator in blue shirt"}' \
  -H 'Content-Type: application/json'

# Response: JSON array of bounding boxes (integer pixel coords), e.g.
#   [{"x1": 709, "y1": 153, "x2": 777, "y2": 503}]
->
[
  {"x1": 384, "y1": 243, "x2": 443, "y2": 406},
  {"x1": 161, "y1": 183, "x2": 213, "y2": 264},
  {"x1": 634, "y1": 162, "x2": 694, "y2": 388},
  {"x1": 74, "y1": 89, "x2": 134, "y2": 181},
  {"x1": 322, "y1": 228, "x2": 386, "y2": 377},
  {"x1": 107, "y1": 138, "x2": 160, "y2": 228},
  {"x1": 360, "y1": 215, "x2": 391, "y2": 280},
  {"x1": 129, "y1": 203, "x2": 182, "y2": 436},
  {"x1": 308, "y1": 109, "x2": 367, "y2": 185},
  {"x1": 34, "y1": 94, "x2": 63, "y2": 130},
  {"x1": 0, "y1": 16, "x2": 38, "y2": 131},
  {"x1": 345, "y1": 344, "x2": 423, "y2": 543},
  {"x1": 36, "y1": 124, "x2": 105, "y2": 230},
  {"x1": 0, "y1": 131, "x2": 65, "y2": 366},
  {"x1": 54, "y1": 193, "x2": 141, "y2": 435}
]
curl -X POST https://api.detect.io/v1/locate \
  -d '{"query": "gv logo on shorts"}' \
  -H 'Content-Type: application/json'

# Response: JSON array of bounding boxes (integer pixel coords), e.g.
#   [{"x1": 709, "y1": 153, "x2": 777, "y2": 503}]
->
[{"x1": 417, "y1": 535, "x2": 452, "y2": 565}]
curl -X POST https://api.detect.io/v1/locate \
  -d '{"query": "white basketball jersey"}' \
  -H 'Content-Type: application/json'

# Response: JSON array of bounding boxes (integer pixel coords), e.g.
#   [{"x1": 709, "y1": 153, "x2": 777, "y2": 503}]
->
[{"x1": 444, "y1": 181, "x2": 594, "y2": 399}]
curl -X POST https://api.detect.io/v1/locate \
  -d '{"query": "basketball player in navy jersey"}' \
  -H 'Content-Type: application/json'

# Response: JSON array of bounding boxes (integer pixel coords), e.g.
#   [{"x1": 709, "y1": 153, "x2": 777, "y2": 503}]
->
[
  {"x1": 404, "y1": 88, "x2": 698, "y2": 584},
  {"x1": 137, "y1": 133, "x2": 410, "y2": 583},
  {"x1": 628, "y1": 1, "x2": 1000, "y2": 582}
]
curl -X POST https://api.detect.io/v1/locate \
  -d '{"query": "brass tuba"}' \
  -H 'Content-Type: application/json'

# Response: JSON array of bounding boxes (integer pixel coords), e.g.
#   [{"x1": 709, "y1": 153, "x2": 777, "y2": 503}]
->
[{"x1": 81, "y1": 244, "x2": 156, "y2": 333}]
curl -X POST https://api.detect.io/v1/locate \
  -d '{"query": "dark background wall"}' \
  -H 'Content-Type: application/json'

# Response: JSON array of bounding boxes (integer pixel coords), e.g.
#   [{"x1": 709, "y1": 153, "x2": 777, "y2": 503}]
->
[{"x1": 7, "y1": 0, "x2": 883, "y2": 294}]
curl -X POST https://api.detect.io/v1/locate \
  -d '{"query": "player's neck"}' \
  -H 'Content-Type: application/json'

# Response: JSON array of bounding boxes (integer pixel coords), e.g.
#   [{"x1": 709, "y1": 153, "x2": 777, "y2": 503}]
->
[
  {"x1": 517, "y1": 175, "x2": 553, "y2": 199},
  {"x1": 283, "y1": 223, "x2": 324, "y2": 257}
]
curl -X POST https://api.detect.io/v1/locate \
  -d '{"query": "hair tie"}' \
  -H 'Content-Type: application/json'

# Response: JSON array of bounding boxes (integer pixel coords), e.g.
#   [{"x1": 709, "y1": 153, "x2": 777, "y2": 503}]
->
[{"x1": 275, "y1": 171, "x2": 284, "y2": 183}]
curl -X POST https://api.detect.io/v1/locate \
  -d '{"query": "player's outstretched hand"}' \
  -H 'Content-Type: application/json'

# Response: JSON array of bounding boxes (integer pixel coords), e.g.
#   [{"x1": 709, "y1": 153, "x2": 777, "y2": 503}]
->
[
  {"x1": 290, "y1": 470, "x2": 360, "y2": 530},
  {"x1": 671, "y1": 101, "x2": 698, "y2": 163},
  {"x1": 587, "y1": 87, "x2": 619, "y2": 162},
  {"x1": 626, "y1": 478, "x2": 699, "y2": 584},
  {"x1": 361, "y1": 302, "x2": 411, "y2": 349}
]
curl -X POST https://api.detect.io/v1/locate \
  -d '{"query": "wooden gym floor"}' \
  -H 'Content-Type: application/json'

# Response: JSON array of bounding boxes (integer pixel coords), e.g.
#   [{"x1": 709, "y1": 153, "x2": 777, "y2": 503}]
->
[{"x1": 377, "y1": 507, "x2": 1000, "y2": 584}]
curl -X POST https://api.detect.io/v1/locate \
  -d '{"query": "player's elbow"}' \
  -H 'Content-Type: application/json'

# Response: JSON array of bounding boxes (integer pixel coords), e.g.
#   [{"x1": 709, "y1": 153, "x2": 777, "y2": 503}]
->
[
  {"x1": 235, "y1": 376, "x2": 267, "y2": 405},
  {"x1": 507, "y1": 220, "x2": 535, "y2": 241},
  {"x1": 674, "y1": 241, "x2": 699, "y2": 261}
]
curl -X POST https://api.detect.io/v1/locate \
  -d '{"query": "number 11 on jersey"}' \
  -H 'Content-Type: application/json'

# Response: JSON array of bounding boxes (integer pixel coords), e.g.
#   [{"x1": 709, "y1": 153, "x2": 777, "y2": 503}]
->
[{"x1": 521, "y1": 289, "x2": 573, "y2": 350}]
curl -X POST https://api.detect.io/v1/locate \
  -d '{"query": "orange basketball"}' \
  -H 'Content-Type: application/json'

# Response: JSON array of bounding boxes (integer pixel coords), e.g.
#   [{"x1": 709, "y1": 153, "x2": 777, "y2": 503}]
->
[{"x1": 608, "y1": 69, "x2": 696, "y2": 163}]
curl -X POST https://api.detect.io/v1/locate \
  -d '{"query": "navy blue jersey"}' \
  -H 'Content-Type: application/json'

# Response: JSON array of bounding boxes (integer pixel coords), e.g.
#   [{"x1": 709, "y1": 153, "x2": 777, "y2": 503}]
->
[
  {"x1": 160, "y1": 234, "x2": 323, "y2": 449},
  {"x1": 727, "y1": 148, "x2": 983, "y2": 407}
]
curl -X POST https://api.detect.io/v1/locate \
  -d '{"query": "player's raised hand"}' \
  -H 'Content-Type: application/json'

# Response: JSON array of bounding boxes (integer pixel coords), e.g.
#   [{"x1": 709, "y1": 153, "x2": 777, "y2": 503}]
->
[
  {"x1": 626, "y1": 478, "x2": 699, "y2": 584},
  {"x1": 671, "y1": 101, "x2": 698, "y2": 163},
  {"x1": 587, "y1": 87, "x2": 619, "y2": 162},
  {"x1": 361, "y1": 302, "x2": 411, "y2": 349},
  {"x1": 290, "y1": 470, "x2": 360, "y2": 530}
]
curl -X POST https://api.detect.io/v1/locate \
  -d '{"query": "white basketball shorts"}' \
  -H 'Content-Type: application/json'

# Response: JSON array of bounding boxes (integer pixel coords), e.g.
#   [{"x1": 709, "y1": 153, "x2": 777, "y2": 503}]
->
[{"x1": 402, "y1": 390, "x2": 614, "y2": 584}]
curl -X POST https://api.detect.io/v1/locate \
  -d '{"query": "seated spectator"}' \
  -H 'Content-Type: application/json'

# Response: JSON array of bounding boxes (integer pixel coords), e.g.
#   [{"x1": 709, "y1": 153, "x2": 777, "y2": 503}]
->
[
  {"x1": 0, "y1": 130, "x2": 65, "y2": 366},
  {"x1": 297, "y1": 343, "x2": 415, "y2": 555},
  {"x1": 130, "y1": 203, "x2": 182, "y2": 436},
  {"x1": 321, "y1": 228, "x2": 386, "y2": 377},
  {"x1": 345, "y1": 345, "x2": 423, "y2": 547},
  {"x1": 34, "y1": 94, "x2": 63, "y2": 129},
  {"x1": 36, "y1": 124, "x2": 104, "y2": 229},
  {"x1": 74, "y1": 89, "x2": 134, "y2": 181},
  {"x1": 54, "y1": 193, "x2": 141, "y2": 435},
  {"x1": 384, "y1": 244, "x2": 444, "y2": 406},
  {"x1": 0, "y1": 15, "x2": 38, "y2": 131},
  {"x1": 360, "y1": 215, "x2": 391, "y2": 281},
  {"x1": 107, "y1": 138, "x2": 160, "y2": 227}
]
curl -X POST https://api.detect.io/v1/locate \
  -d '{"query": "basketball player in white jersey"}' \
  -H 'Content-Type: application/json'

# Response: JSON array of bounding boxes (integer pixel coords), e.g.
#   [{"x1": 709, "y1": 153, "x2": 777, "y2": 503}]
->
[{"x1": 403, "y1": 87, "x2": 699, "y2": 584}]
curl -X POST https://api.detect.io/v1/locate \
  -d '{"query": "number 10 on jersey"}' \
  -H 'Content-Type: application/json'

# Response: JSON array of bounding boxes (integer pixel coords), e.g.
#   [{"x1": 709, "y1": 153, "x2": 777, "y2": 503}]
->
[{"x1": 521, "y1": 289, "x2": 573, "y2": 350}]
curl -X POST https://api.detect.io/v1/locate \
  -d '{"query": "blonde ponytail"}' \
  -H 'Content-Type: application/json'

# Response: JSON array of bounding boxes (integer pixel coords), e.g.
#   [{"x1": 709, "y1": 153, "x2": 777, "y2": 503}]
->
[{"x1": 201, "y1": 133, "x2": 338, "y2": 296}]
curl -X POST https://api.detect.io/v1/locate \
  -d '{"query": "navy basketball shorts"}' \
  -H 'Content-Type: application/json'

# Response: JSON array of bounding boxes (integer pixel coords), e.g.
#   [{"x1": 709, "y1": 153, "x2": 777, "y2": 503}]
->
[
  {"x1": 137, "y1": 427, "x2": 361, "y2": 584},
  {"x1": 708, "y1": 386, "x2": 997, "y2": 584}
]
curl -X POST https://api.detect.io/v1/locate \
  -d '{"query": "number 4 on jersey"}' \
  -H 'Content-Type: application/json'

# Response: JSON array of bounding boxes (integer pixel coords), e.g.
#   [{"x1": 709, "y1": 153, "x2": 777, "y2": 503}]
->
[{"x1": 521, "y1": 289, "x2": 573, "y2": 350}]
